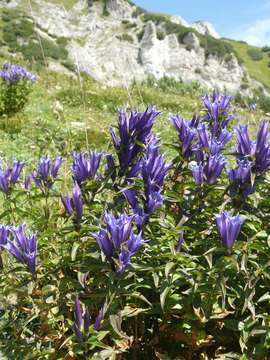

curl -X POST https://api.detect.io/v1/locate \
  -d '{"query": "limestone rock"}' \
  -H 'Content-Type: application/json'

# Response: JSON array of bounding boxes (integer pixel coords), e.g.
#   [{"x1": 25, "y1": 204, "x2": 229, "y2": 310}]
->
[
  {"x1": 182, "y1": 32, "x2": 200, "y2": 48},
  {"x1": 3, "y1": 0, "x2": 264, "y2": 95},
  {"x1": 191, "y1": 21, "x2": 220, "y2": 39},
  {"x1": 105, "y1": 0, "x2": 133, "y2": 18},
  {"x1": 170, "y1": 15, "x2": 189, "y2": 27}
]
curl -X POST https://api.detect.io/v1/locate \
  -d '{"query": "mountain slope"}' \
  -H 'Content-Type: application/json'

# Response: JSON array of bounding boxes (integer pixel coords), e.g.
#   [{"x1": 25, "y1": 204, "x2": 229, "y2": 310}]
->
[
  {"x1": 227, "y1": 40, "x2": 270, "y2": 90},
  {"x1": 0, "y1": 0, "x2": 269, "y2": 95}
]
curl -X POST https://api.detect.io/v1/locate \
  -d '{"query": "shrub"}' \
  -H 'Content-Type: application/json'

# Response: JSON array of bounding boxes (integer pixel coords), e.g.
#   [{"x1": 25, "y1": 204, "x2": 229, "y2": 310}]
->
[
  {"x1": 117, "y1": 33, "x2": 134, "y2": 43},
  {"x1": 157, "y1": 30, "x2": 166, "y2": 40},
  {"x1": 1, "y1": 90, "x2": 270, "y2": 359},
  {"x1": 257, "y1": 94, "x2": 270, "y2": 112},
  {"x1": 0, "y1": 63, "x2": 36, "y2": 116},
  {"x1": 247, "y1": 48, "x2": 263, "y2": 61},
  {"x1": 262, "y1": 46, "x2": 270, "y2": 52},
  {"x1": 141, "y1": 75, "x2": 203, "y2": 96},
  {"x1": 61, "y1": 60, "x2": 76, "y2": 72},
  {"x1": 137, "y1": 28, "x2": 145, "y2": 41},
  {"x1": 56, "y1": 36, "x2": 69, "y2": 47}
]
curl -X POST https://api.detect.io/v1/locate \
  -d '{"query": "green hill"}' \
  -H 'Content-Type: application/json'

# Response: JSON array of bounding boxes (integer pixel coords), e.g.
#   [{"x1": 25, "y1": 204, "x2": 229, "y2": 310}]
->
[{"x1": 228, "y1": 40, "x2": 270, "y2": 90}]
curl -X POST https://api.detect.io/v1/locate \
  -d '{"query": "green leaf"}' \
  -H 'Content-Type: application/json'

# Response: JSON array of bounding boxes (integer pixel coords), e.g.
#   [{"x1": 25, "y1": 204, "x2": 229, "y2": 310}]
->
[
  {"x1": 165, "y1": 262, "x2": 174, "y2": 279},
  {"x1": 71, "y1": 242, "x2": 80, "y2": 261},
  {"x1": 160, "y1": 286, "x2": 171, "y2": 311},
  {"x1": 109, "y1": 314, "x2": 129, "y2": 339},
  {"x1": 258, "y1": 292, "x2": 270, "y2": 303},
  {"x1": 129, "y1": 292, "x2": 152, "y2": 306},
  {"x1": 152, "y1": 273, "x2": 159, "y2": 288}
]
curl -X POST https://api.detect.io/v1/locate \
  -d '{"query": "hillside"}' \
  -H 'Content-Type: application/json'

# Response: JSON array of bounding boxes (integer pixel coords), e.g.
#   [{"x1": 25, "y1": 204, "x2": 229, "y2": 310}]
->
[
  {"x1": 228, "y1": 40, "x2": 270, "y2": 90},
  {"x1": 0, "y1": 0, "x2": 269, "y2": 96}
]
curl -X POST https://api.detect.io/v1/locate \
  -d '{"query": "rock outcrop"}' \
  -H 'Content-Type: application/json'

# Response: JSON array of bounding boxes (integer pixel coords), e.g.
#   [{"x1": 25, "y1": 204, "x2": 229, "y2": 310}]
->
[
  {"x1": 191, "y1": 21, "x2": 220, "y2": 39},
  {"x1": 0, "y1": 0, "x2": 258, "y2": 94}
]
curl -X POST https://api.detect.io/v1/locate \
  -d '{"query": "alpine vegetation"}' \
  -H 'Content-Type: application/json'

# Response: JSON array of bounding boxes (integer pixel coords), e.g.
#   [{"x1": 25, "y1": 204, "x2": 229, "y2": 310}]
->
[
  {"x1": 0, "y1": 63, "x2": 36, "y2": 115},
  {"x1": 1, "y1": 84, "x2": 270, "y2": 360}
]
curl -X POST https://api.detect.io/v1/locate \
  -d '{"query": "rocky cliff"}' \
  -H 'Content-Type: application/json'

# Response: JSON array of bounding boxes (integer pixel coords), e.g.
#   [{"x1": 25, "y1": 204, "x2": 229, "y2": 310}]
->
[{"x1": 0, "y1": 0, "x2": 263, "y2": 94}]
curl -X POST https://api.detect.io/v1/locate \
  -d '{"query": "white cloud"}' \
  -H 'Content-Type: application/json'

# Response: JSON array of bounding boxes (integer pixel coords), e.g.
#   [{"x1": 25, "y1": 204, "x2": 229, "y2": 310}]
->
[{"x1": 229, "y1": 18, "x2": 270, "y2": 46}]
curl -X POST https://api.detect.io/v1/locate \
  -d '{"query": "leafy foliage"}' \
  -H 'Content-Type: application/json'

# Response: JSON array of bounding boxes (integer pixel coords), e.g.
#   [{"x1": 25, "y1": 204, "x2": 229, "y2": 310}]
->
[
  {"x1": 247, "y1": 48, "x2": 263, "y2": 61},
  {"x1": 0, "y1": 8, "x2": 69, "y2": 66},
  {"x1": 0, "y1": 73, "x2": 270, "y2": 360},
  {"x1": 0, "y1": 64, "x2": 36, "y2": 116}
]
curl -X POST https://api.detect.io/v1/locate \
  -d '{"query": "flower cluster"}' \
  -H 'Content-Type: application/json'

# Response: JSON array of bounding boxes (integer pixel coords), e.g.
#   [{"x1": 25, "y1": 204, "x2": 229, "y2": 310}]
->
[
  {"x1": 228, "y1": 120, "x2": 270, "y2": 197},
  {"x1": 26, "y1": 156, "x2": 62, "y2": 193},
  {"x1": 0, "y1": 159, "x2": 25, "y2": 194},
  {"x1": 110, "y1": 107, "x2": 160, "y2": 176},
  {"x1": 202, "y1": 93, "x2": 232, "y2": 135},
  {"x1": 192, "y1": 154, "x2": 227, "y2": 185},
  {"x1": 61, "y1": 183, "x2": 83, "y2": 225},
  {"x1": 170, "y1": 93, "x2": 233, "y2": 186},
  {"x1": 3, "y1": 224, "x2": 38, "y2": 277},
  {"x1": 93, "y1": 212, "x2": 144, "y2": 274},
  {"x1": 71, "y1": 151, "x2": 102, "y2": 185},
  {"x1": 73, "y1": 297, "x2": 103, "y2": 342},
  {"x1": 235, "y1": 120, "x2": 270, "y2": 175},
  {"x1": 73, "y1": 296, "x2": 91, "y2": 341},
  {"x1": 124, "y1": 137, "x2": 170, "y2": 228},
  {"x1": 170, "y1": 114, "x2": 199, "y2": 159},
  {"x1": 0, "y1": 63, "x2": 37, "y2": 85},
  {"x1": 216, "y1": 212, "x2": 243, "y2": 251}
]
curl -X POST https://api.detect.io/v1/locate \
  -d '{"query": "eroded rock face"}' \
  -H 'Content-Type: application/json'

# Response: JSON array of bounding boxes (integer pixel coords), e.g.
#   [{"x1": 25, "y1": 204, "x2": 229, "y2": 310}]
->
[
  {"x1": 4, "y1": 0, "x2": 251, "y2": 94},
  {"x1": 191, "y1": 21, "x2": 220, "y2": 39},
  {"x1": 182, "y1": 32, "x2": 200, "y2": 48},
  {"x1": 105, "y1": 0, "x2": 133, "y2": 18},
  {"x1": 170, "y1": 15, "x2": 189, "y2": 27}
]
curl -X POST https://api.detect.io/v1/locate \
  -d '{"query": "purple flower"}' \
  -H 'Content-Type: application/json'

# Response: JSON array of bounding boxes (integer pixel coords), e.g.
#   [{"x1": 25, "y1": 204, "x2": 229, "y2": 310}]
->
[
  {"x1": 106, "y1": 154, "x2": 116, "y2": 181},
  {"x1": 110, "y1": 107, "x2": 160, "y2": 174},
  {"x1": 71, "y1": 151, "x2": 102, "y2": 185},
  {"x1": 192, "y1": 162, "x2": 204, "y2": 185},
  {"x1": 146, "y1": 191, "x2": 163, "y2": 215},
  {"x1": 197, "y1": 124, "x2": 210, "y2": 149},
  {"x1": 202, "y1": 93, "x2": 232, "y2": 135},
  {"x1": 141, "y1": 137, "x2": 170, "y2": 214},
  {"x1": 0, "y1": 224, "x2": 9, "y2": 249},
  {"x1": 123, "y1": 137, "x2": 170, "y2": 227},
  {"x1": 5, "y1": 224, "x2": 38, "y2": 276},
  {"x1": 196, "y1": 124, "x2": 232, "y2": 155},
  {"x1": 93, "y1": 212, "x2": 144, "y2": 274},
  {"x1": 0, "y1": 224, "x2": 9, "y2": 268},
  {"x1": 94, "y1": 309, "x2": 104, "y2": 331},
  {"x1": 255, "y1": 120, "x2": 270, "y2": 175},
  {"x1": 0, "y1": 63, "x2": 37, "y2": 84},
  {"x1": 0, "y1": 159, "x2": 25, "y2": 194},
  {"x1": 24, "y1": 172, "x2": 35, "y2": 190},
  {"x1": 30, "y1": 156, "x2": 62, "y2": 192},
  {"x1": 61, "y1": 183, "x2": 83, "y2": 224},
  {"x1": 235, "y1": 120, "x2": 270, "y2": 175},
  {"x1": 216, "y1": 212, "x2": 243, "y2": 250},
  {"x1": 204, "y1": 154, "x2": 226, "y2": 184},
  {"x1": 176, "y1": 232, "x2": 184, "y2": 252},
  {"x1": 170, "y1": 114, "x2": 196, "y2": 159},
  {"x1": 249, "y1": 103, "x2": 257, "y2": 112},
  {"x1": 228, "y1": 159, "x2": 252, "y2": 184},
  {"x1": 235, "y1": 124, "x2": 255, "y2": 156},
  {"x1": 73, "y1": 296, "x2": 91, "y2": 342},
  {"x1": 202, "y1": 93, "x2": 232, "y2": 121}
]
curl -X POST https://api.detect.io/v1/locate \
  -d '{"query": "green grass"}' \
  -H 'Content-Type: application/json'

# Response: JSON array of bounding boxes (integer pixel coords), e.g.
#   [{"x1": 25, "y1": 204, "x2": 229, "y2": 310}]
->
[
  {"x1": 228, "y1": 40, "x2": 270, "y2": 90},
  {"x1": 0, "y1": 51, "x2": 266, "y2": 164},
  {"x1": 47, "y1": 0, "x2": 78, "y2": 10}
]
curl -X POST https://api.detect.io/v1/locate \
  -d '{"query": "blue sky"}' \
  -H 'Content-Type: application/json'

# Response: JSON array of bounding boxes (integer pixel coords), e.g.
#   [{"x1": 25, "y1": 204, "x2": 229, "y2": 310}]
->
[{"x1": 135, "y1": 0, "x2": 270, "y2": 46}]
